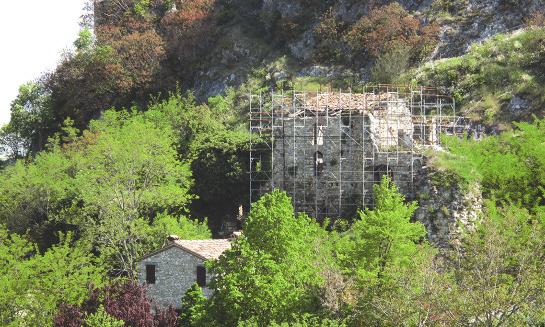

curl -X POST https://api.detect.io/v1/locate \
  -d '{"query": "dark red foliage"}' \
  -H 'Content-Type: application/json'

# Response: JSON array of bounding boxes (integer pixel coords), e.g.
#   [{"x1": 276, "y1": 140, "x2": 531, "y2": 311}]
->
[
  {"x1": 55, "y1": 281, "x2": 179, "y2": 327},
  {"x1": 103, "y1": 281, "x2": 155, "y2": 327},
  {"x1": 53, "y1": 304, "x2": 85, "y2": 327},
  {"x1": 154, "y1": 306, "x2": 179, "y2": 327}
]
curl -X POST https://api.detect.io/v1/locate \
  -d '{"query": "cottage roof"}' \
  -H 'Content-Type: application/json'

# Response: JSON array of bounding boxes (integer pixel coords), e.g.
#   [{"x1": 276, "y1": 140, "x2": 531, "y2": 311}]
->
[
  {"x1": 173, "y1": 239, "x2": 231, "y2": 260},
  {"x1": 139, "y1": 239, "x2": 231, "y2": 261}
]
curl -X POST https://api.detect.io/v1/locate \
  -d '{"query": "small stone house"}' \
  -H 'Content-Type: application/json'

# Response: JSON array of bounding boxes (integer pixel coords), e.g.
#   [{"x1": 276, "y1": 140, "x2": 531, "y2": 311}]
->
[{"x1": 138, "y1": 237, "x2": 231, "y2": 309}]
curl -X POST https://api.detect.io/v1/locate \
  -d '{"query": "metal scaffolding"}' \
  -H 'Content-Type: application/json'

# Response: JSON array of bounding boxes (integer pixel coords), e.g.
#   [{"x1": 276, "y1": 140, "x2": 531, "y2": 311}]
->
[{"x1": 249, "y1": 84, "x2": 467, "y2": 221}]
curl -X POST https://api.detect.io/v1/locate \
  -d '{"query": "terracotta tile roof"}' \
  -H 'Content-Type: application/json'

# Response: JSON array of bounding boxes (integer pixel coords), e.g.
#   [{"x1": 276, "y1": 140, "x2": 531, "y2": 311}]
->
[{"x1": 173, "y1": 239, "x2": 231, "y2": 260}]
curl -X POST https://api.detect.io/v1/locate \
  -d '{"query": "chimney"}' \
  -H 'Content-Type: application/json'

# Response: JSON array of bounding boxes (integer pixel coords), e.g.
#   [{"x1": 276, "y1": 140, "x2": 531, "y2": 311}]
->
[{"x1": 167, "y1": 235, "x2": 180, "y2": 242}]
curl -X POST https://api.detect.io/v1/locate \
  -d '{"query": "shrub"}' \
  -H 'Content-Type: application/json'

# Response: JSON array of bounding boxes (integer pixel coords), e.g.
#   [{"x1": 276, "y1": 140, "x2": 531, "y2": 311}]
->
[
  {"x1": 370, "y1": 46, "x2": 412, "y2": 83},
  {"x1": 345, "y1": 3, "x2": 439, "y2": 62},
  {"x1": 313, "y1": 8, "x2": 344, "y2": 63},
  {"x1": 84, "y1": 306, "x2": 124, "y2": 327},
  {"x1": 180, "y1": 283, "x2": 207, "y2": 327},
  {"x1": 54, "y1": 281, "x2": 179, "y2": 327},
  {"x1": 161, "y1": 0, "x2": 217, "y2": 68}
]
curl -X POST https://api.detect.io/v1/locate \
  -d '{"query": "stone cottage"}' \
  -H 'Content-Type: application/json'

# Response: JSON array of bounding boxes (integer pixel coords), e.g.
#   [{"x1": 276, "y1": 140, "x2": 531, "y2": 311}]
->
[{"x1": 138, "y1": 237, "x2": 231, "y2": 309}]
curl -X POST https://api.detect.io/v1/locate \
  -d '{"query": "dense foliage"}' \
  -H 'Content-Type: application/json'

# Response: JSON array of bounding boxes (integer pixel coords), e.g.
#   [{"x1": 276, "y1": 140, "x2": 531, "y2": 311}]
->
[
  {"x1": 1, "y1": 1, "x2": 545, "y2": 326},
  {"x1": 0, "y1": 228, "x2": 104, "y2": 326},
  {"x1": 53, "y1": 281, "x2": 178, "y2": 327},
  {"x1": 207, "y1": 190, "x2": 330, "y2": 325},
  {"x1": 0, "y1": 99, "x2": 211, "y2": 275},
  {"x1": 437, "y1": 118, "x2": 545, "y2": 211}
]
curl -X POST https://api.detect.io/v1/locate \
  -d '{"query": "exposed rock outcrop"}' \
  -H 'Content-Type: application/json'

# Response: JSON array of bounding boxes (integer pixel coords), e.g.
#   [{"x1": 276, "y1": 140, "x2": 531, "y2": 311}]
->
[
  {"x1": 433, "y1": 0, "x2": 545, "y2": 58},
  {"x1": 413, "y1": 162, "x2": 482, "y2": 248}
]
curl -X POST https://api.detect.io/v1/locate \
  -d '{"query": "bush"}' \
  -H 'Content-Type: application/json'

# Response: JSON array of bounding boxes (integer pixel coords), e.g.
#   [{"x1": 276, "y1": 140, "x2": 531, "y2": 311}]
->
[
  {"x1": 313, "y1": 8, "x2": 345, "y2": 63},
  {"x1": 370, "y1": 46, "x2": 412, "y2": 83},
  {"x1": 161, "y1": 0, "x2": 217, "y2": 68},
  {"x1": 54, "y1": 281, "x2": 179, "y2": 327},
  {"x1": 345, "y1": 3, "x2": 439, "y2": 62}
]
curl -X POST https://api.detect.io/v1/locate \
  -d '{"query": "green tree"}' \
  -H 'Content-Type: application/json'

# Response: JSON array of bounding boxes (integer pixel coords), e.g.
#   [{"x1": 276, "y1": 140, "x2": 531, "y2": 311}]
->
[
  {"x1": 1, "y1": 82, "x2": 53, "y2": 158},
  {"x1": 208, "y1": 238, "x2": 295, "y2": 325},
  {"x1": 0, "y1": 104, "x2": 199, "y2": 275},
  {"x1": 0, "y1": 147, "x2": 76, "y2": 248},
  {"x1": 0, "y1": 228, "x2": 104, "y2": 326},
  {"x1": 71, "y1": 109, "x2": 193, "y2": 276},
  {"x1": 337, "y1": 176, "x2": 425, "y2": 282},
  {"x1": 180, "y1": 283, "x2": 207, "y2": 327},
  {"x1": 335, "y1": 176, "x2": 436, "y2": 325},
  {"x1": 449, "y1": 205, "x2": 545, "y2": 326},
  {"x1": 208, "y1": 191, "x2": 331, "y2": 325},
  {"x1": 85, "y1": 305, "x2": 125, "y2": 327},
  {"x1": 363, "y1": 245, "x2": 458, "y2": 326}
]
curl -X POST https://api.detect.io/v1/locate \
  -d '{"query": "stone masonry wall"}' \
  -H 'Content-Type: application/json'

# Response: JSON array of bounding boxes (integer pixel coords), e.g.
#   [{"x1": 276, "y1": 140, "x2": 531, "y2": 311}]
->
[
  {"x1": 271, "y1": 99, "x2": 417, "y2": 219},
  {"x1": 138, "y1": 246, "x2": 214, "y2": 309}
]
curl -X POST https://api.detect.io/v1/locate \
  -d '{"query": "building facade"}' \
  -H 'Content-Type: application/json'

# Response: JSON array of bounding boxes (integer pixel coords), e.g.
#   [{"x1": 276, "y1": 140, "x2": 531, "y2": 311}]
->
[
  {"x1": 138, "y1": 238, "x2": 231, "y2": 309},
  {"x1": 249, "y1": 88, "x2": 464, "y2": 220}
]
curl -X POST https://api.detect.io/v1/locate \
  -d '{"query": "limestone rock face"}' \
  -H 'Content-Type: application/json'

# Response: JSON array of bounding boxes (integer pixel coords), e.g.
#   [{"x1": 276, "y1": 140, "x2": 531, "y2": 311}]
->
[
  {"x1": 413, "y1": 165, "x2": 482, "y2": 248},
  {"x1": 433, "y1": 0, "x2": 545, "y2": 58}
]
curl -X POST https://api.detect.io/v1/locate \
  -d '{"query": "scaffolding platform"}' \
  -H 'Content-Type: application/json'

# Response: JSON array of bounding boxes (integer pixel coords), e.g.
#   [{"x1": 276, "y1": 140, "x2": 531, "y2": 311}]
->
[{"x1": 249, "y1": 85, "x2": 468, "y2": 221}]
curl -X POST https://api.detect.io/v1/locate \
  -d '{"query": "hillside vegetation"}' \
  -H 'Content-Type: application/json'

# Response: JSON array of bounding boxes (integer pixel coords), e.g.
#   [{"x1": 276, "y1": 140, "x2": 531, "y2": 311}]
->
[
  {"x1": 408, "y1": 26, "x2": 545, "y2": 128},
  {"x1": 0, "y1": 0, "x2": 545, "y2": 326}
]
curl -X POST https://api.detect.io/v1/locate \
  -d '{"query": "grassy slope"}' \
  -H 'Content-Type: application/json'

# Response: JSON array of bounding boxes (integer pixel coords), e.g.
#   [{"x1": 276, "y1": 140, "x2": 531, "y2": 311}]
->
[{"x1": 405, "y1": 27, "x2": 545, "y2": 129}]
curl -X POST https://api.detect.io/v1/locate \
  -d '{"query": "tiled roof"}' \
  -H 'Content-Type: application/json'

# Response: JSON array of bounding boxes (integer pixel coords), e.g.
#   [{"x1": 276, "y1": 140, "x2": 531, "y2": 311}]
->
[{"x1": 173, "y1": 239, "x2": 231, "y2": 260}]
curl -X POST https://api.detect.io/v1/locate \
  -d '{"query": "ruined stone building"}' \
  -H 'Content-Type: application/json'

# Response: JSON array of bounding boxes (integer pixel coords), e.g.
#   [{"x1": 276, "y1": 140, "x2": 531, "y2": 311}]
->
[{"x1": 249, "y1": 86, "x2": 466, "y2": 221}]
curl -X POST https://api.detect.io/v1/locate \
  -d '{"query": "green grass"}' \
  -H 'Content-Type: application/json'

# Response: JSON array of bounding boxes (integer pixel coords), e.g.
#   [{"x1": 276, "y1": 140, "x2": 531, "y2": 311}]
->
[{"x1": 404, "y1": 27, "x2": 545, "y2": 126}]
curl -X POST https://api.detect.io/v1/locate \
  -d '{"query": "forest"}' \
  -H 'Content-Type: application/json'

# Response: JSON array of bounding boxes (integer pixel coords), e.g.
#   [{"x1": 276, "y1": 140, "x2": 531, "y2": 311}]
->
[{"x1": 1, "y1": 0, "x2": 545, "y2": 326}]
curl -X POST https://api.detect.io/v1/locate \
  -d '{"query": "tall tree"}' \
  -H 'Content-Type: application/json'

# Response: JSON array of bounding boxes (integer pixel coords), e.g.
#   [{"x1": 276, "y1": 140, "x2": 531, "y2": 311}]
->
[
  {"x1": 207, "y1": 191, "x2": 331, "y2": 325},
  {"x1": 1, "y1": 82, "x2": 53, "y2": 158},
  {"x1": 179, "y1": 283, "x2": 207, "y2": 327},
  {"x1": 450, "y1": 205, "x2": 545, "y2": 326},
  {"x1": 0, "y1": 228, "x2": 104, "y2": 326},
  {"x1": 335, "y1": 176, "x2": 437, "y2": 325},
  {"x1": 71, "y1": 109, "x2": 193, "y2": 276}
]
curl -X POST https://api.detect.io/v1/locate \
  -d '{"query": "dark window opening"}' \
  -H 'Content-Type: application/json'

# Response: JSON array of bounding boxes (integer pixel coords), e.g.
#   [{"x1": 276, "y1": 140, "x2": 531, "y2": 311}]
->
[
  {"x1": 374, "y1": 165, "x2": 394, "y2": 183},
  {"x1": 146, "y1": 264, "x2": 156, "y2": 284},
  {"x1": 197, "y1": 265, "x2": 206, "y2": 287},
  {"x1": 314, "y1": 151, "x2": 324, "y2": 177},
  {"x1": 341, "y1": 116, "x2": 350, "y2": 126}
]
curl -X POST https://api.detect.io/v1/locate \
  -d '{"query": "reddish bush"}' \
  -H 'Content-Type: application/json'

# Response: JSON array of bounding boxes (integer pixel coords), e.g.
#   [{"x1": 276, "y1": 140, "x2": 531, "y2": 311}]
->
[
  {"x1": 96, "y1": 18, "x2": 167, "y2": 92},
  {"x1": 103, "y1": 281, "x2": 155, "y2": 326},
  {"x1": 161, "y1": 0, "x2": 217, "y2": 67},
  {"x1": 154, "y1": 306, "x2": 179, "y2": 327},
  {"x1": 53, "y1": 304, "x2": 85, "y2": 327},
  {"x1": 345, "y1": 3, "x2": 439, "y2": 61},
  {"x1": 54, "y1": 281, "x2": 179, "y2": 327},
  {"x1": 47, "y1": 16, "x2": 167, "y2": 132}
]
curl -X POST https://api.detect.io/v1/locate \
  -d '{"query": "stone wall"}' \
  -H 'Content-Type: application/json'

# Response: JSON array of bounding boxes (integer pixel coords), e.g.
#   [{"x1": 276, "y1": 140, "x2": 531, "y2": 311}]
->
[
  {"x1": 270, "y1": 98, "x2": 418, "y2": 219},
  {"x1": 413, "y1": 164, "x2": 483, "y2": 248},
  {"x1": 138, "y1": 246, "x2": 213, "y2": 309}
]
